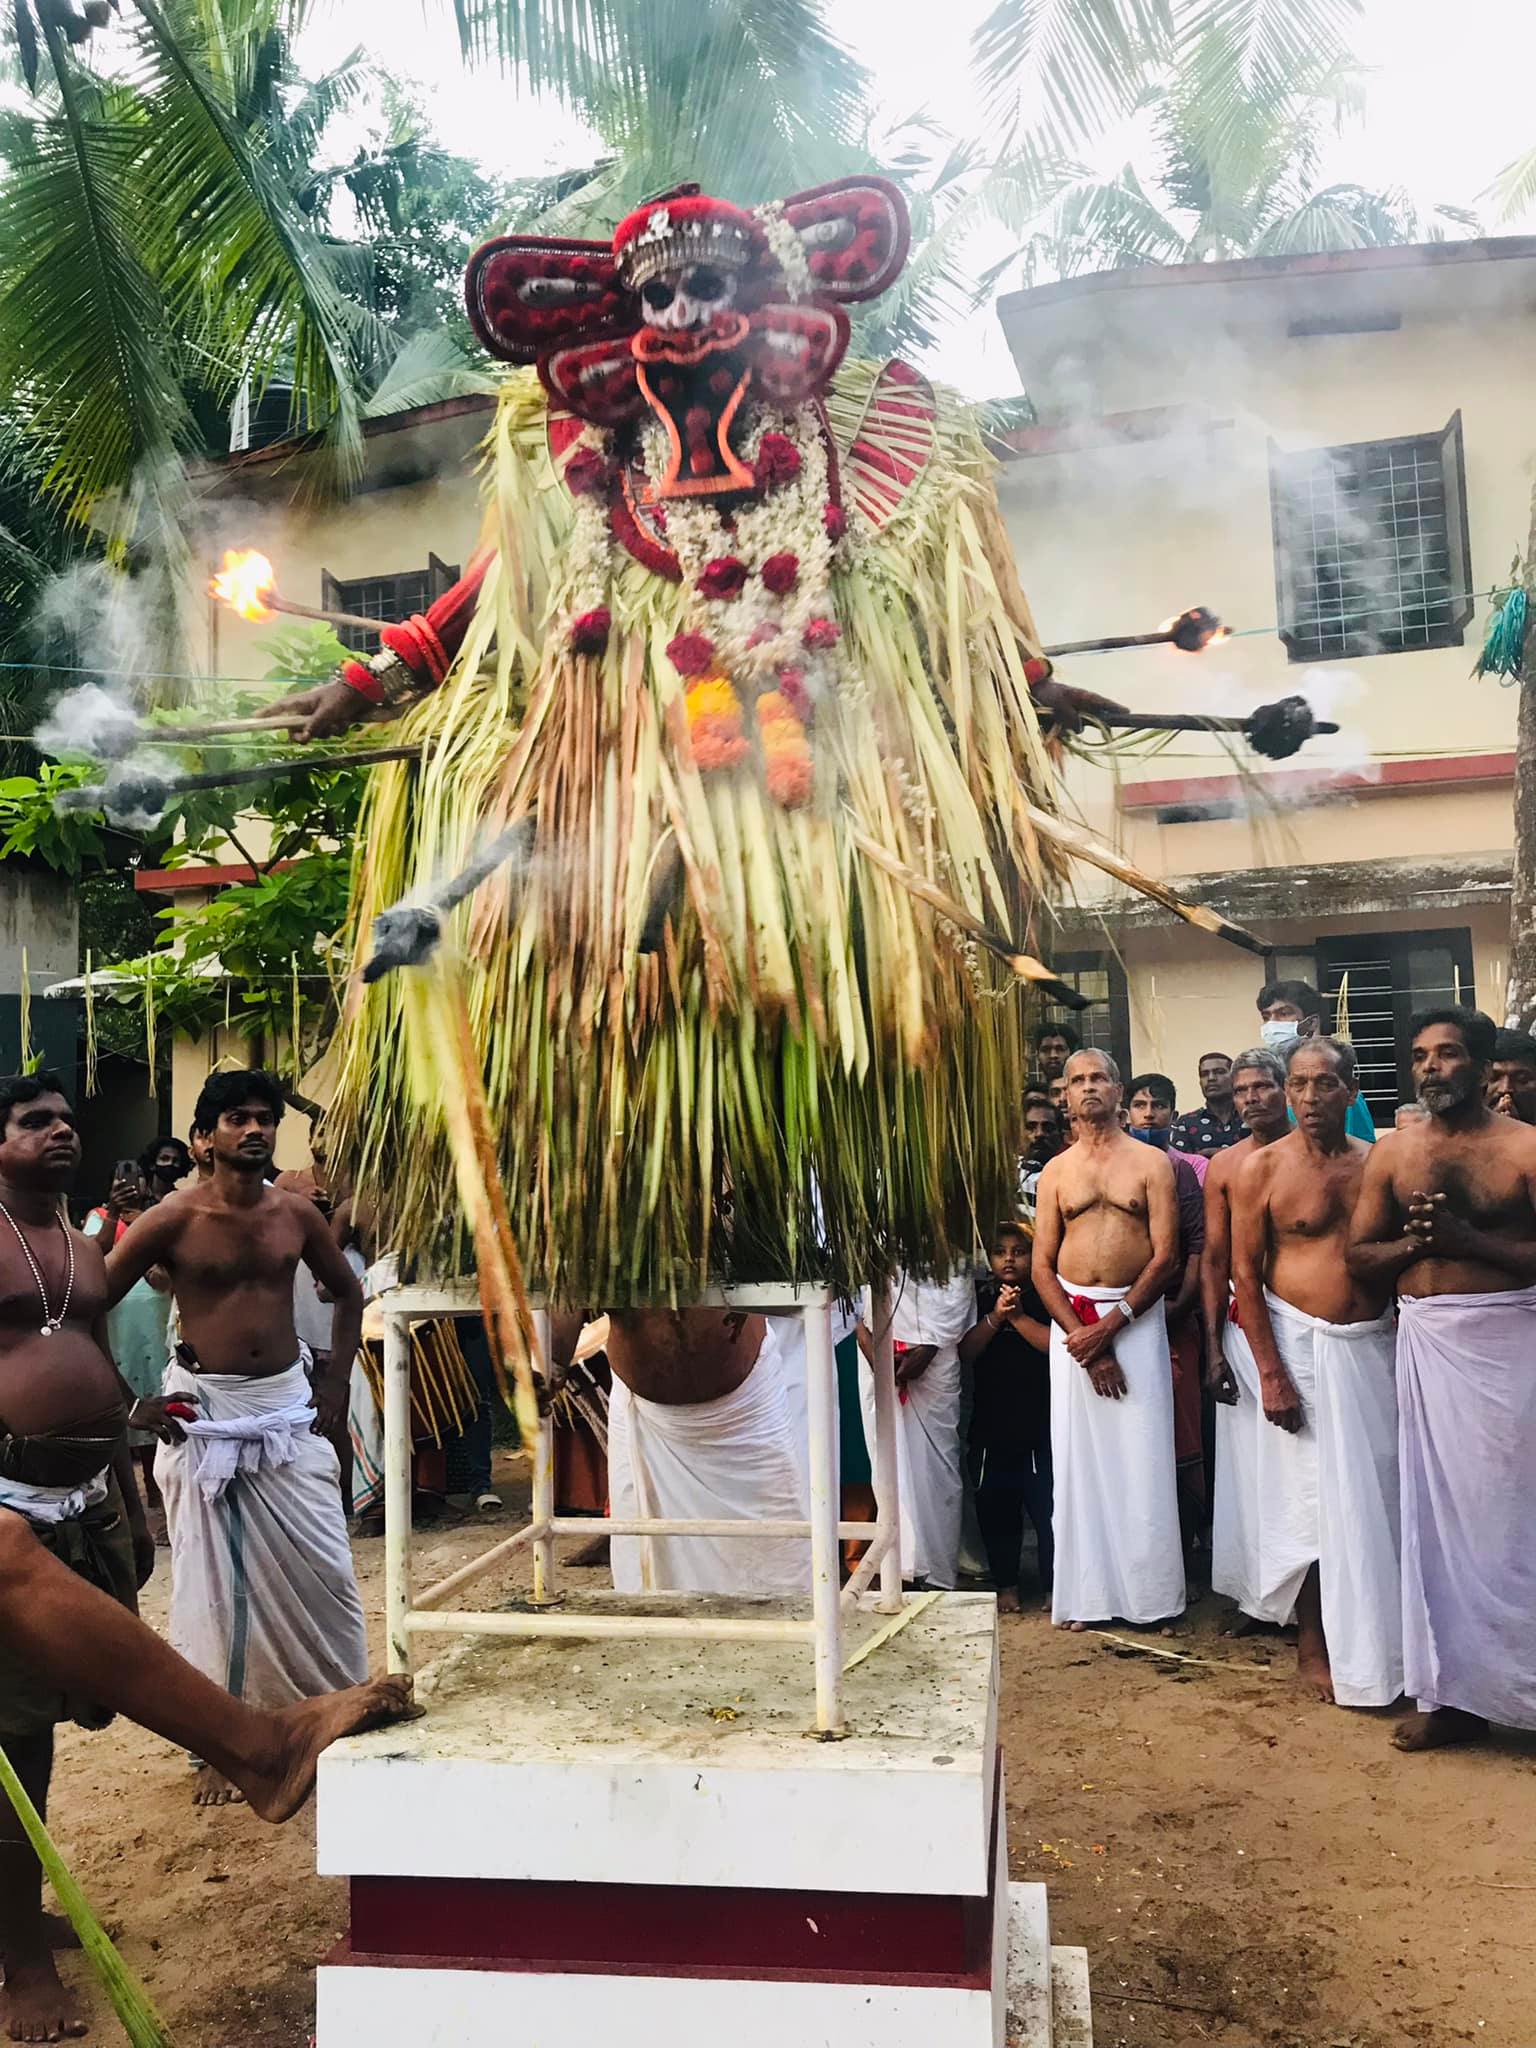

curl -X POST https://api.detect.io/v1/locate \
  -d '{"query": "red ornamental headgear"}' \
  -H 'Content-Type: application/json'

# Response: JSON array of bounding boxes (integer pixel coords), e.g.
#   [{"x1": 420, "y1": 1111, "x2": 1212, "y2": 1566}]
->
[{"x1": 464, "y1": 177, "x2": 910, "y2": 442}]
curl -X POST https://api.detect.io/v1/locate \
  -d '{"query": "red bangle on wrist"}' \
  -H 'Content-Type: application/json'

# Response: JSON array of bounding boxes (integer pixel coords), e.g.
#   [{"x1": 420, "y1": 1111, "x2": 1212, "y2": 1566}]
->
[{"x1": 341, "y1": 659, "x2": 385, "y2": 704}]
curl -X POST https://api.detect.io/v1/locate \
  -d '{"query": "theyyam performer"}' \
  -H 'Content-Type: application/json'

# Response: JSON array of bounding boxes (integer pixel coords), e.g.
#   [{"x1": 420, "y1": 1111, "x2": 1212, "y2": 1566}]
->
[{"x1": 254, "y1": 176, "x2": 1283, "y2": 1563}]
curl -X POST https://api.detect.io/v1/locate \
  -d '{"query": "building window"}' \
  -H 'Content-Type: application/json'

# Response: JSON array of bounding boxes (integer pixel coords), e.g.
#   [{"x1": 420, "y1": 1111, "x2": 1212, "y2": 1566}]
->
[
  {"x1": 1034, "y1": 950, "x2": 1130, "y2": 1081},
  {"x1": 1313, "y1": 928, "x2": 1475, "y2": 1127},
  {"x1": 1269, "y1": 414, "x2": 1473, "y2": 663},
  {"x1": 323, "y1": 556, "x2": 460, "y2": 654}
]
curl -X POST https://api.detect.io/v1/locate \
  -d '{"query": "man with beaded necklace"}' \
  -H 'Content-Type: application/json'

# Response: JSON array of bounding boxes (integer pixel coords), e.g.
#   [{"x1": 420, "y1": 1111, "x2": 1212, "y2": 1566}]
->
[{"x1": 0, "y1": 1069, "x2": 153, "y2": 2044}]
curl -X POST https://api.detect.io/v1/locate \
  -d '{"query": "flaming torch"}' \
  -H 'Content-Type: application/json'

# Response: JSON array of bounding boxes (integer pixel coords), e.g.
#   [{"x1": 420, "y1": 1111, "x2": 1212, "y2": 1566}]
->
[
  {"x1": 1043, "y1": 605, "x2": 1231, "y2": 659},
  {"x1": 210, "y1": 550, "x2": 386, "y2": 637}
]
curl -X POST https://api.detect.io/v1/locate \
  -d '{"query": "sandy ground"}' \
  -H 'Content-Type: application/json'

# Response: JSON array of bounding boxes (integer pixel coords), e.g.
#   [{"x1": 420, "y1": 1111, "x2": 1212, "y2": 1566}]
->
[{"x1": 37, "y1": 1463, "x2": 1536, "y2": 2048}]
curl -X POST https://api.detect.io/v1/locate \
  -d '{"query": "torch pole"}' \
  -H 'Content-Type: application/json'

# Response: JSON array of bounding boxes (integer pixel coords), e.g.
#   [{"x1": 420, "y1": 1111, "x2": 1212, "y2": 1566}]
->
[{"x1": 266, "y1": 595, "x2": 391, "y2": 636}]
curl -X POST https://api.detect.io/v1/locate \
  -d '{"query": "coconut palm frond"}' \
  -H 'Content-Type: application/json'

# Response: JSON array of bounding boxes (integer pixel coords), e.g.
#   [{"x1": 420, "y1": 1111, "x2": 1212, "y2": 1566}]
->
[
  {"x1": 364, "y1": 330, "x2": 499, "y2": 417},
  {"x1": 973, "y1": 0, "x2": 1174, "y2": 149},
  {"x1": 1179, "y1": 0, "x2": 1363, "y2": 158},
  {"x1": 0, "y1": 30, "x2": 191, "y2": 525},
  {"x1": 128, "y1": 0, "x2": 367, "y2": 489},
  {"x1": 1489, "y1": 145, "x2": 1536, "y2": 225}
]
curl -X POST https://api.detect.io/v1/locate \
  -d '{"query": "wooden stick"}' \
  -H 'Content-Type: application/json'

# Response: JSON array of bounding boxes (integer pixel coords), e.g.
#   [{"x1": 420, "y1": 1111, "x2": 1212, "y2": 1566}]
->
[
  {"x1": 1097, "y1": 709, "x2": 1339, "y2": 737},
  {"x1": 268, "y1": 593, "x2": 388, "y2": 635},
  {"x1": 847, "y1": 822, "x2": 1092, "y2": 1009}
]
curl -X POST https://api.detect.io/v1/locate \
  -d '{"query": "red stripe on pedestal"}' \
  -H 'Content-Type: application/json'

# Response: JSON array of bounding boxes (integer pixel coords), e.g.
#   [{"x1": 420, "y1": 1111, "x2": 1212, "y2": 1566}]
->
[{"x1": 339, "y1": 1757, "x2": 1000, "y2": 1988}]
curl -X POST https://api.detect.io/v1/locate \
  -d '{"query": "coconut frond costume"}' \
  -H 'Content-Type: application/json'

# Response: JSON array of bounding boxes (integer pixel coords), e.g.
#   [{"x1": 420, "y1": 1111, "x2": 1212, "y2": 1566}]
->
[{"x1": 324, "y1": 179, "x2": 1091, "y2": 1310}]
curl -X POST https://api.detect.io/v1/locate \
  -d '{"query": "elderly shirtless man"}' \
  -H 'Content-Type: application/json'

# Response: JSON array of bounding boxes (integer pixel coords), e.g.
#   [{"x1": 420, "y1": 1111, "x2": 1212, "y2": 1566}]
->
[
  {"x1": 552, "y1": 1307, "x2": 807, "y2": 1595},
  {"x1": 1349, "y1": 1006, "x2": 1536, "y2": 1752},
  {"x1": 1231, "y1": 1039, "x2": 1401, "y2": 1705},
  {"x1": 1032, "y1": 1049, "x2": 1182, "y2": 1630},
  {"x1": 107, "y1": 1070, "x2": 369, "y2": 1808}
]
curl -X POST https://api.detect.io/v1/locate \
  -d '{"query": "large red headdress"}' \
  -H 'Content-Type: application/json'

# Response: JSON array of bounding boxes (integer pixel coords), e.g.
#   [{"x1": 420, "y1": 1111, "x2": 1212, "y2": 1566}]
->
[{"x1": 465, "y1": 177, "x2": 910, "y2": 513}]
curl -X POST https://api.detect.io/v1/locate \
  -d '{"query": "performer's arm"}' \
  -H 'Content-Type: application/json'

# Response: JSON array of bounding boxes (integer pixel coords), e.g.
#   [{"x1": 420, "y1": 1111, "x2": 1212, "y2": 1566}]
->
[
  {"x1": 103, "y1": 1205, "x2": 177, "y2": 1307},
  {"x1": 1230, "y1": 1160, "x2": 1302, "y2": 1434},
  {"x1": 1344, "y1": 1138, "x2": 1422, "y2": 1288},
  {"x1": 270, "y1": 549, "x2": 494, "y2": 742}
]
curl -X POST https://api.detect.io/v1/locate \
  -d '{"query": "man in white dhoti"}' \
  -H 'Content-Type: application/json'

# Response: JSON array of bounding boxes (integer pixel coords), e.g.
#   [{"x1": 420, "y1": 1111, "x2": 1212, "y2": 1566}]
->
[
  {"x1": 1033, "y1": 1050, "x2": 1184, "y2": 1629},
  {"x1": 105, "y1": 1070, "x2": 369, "y2": 1806},
  {"x1": 857, "y1": 1270, "x2": 975, "y2": 1591},
  {"x1": 1348, "y1": 1006, "x2": 1536, "y2": 1752},
  {"x1": 1231, "y1": 1037, "x2": 1401, "y2": 1705},
  {"x1": 549, "y1": 1306, "x2": 811, "y2": 1595},
  {"x1": 1201, "y1": 1049, "x2": 1290, "y2": 1629}
]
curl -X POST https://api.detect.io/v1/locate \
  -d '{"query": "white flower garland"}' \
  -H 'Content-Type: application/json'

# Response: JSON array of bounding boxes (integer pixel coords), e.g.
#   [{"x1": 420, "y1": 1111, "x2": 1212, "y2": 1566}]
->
[{"x1": 753, "y1": 202, "x2": 813, "y2": 303}]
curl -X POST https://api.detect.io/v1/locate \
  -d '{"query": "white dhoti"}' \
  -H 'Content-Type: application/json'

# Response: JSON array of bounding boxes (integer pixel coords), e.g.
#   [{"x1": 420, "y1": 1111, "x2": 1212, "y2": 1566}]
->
[
  {"x1": 1211, "y1": 1311, "x2": 1266, "y2": 1618},
  {"x1": 1398, "y1": 1286, "x2": 1536, "y2": 1729},
  {"x1": 155, "y1": 1359, "x2": 368, "y2": 1708},
  {"x1": 1260, "y1": 1293, "x2": 1402, "y2": 1707},
  {"x1": 608, "y1": 1348, "x2": 810, "y2": 1595},
  {"x1": 1049, "y1": 1278, "x2": 1184, "y2": 1626},
  {"x1": 858, "y1": 1272, "x2": 974, "y2": 1591}
]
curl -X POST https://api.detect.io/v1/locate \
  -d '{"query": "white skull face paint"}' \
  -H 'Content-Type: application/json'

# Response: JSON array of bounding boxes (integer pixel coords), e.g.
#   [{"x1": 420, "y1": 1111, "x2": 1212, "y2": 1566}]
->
[{"x1": 639, "y1": 263, "x2": 738, "y2": 332}]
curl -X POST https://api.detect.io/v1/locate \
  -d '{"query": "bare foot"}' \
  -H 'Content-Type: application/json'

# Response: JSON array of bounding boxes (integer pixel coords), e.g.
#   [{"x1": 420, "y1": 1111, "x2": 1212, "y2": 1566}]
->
[
  {"x1": 1392, "y1": 1706, "x2": 1488, "y2": 1753},
  {"x1": 192, "y1": 1768, "x2": 246, "y2": 1809},
  {"x1": 1055, "y1": 1619, "x2": 1088, "y2": 1632},
  {"x1": 1297, "y1": 1645, "x2": 1335, "y2": 1702},
  {"x1": 0, "y1": 1950, "x2": 87, "y2": 2040},
  {"x1": 1220, "y1": 1612, "x2": 1272, "y2": 1639},
  {"x1": 232, "y1": 1675, "x2": 418, "y2": 1824},
  {"x1": 995, "y1": 1587, "x2": 1021, "y2": 1615}
]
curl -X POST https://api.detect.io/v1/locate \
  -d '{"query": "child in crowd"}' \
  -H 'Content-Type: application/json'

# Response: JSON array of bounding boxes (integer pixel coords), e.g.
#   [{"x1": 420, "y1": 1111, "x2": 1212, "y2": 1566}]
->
[{"x1": 960, "y1": 1220, "x2": 1054, "y2": 1612}]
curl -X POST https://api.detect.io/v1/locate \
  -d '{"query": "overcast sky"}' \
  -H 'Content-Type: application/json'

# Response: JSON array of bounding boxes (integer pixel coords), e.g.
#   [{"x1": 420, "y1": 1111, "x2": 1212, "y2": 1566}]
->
[{"x1": 298, "y1": 0, "x2": 1536, "y2": 398}]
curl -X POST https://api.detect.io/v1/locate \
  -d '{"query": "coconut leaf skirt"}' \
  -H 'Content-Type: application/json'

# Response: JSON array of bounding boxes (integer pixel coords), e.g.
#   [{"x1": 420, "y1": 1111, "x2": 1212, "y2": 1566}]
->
[{"x1": 326, "y1": 364, "x2": 1068, "y2": 1308}]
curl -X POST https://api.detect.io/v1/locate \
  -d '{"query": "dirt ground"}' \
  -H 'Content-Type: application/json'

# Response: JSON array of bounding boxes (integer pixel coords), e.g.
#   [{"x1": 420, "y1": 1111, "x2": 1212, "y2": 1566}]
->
[{"x1": 41, "y1": 1461, "x2": 1536, "y2": 2048}]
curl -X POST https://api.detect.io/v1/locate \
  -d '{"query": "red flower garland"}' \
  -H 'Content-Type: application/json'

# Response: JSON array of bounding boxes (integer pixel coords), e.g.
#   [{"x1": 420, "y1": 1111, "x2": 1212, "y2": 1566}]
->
[
  {"x1": 803, "y1": 617, "x2": 841, "y2": 651},
  {"x1": 755, "y1": 434, "x2": 802, "y2": 489},
  {"x1": 824, "y1": 504, "x2": 847, "y2": 542},
  {"x1": 699, "y1": 556, "x2": 749, "y2": 602},
  {"x1": 569, "y1": 607, "x2": 611, "y2": 654},
  {"x1": 761, "y1": 551, "x2": 800, "y2": 596},
  {"x1": 667, "y1": 632, "x2": 718, "y2": 677}
]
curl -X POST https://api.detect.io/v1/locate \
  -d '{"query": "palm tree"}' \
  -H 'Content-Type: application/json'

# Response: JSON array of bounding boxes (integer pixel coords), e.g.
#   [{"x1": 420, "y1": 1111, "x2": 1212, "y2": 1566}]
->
[{"x1": 997, "y1": 36, "x2": 1473, "y2": 286}]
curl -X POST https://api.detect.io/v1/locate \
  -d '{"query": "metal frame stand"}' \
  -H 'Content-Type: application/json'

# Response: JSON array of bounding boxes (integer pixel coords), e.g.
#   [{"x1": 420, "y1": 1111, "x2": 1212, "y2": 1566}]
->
[{"x1": 381, "y1": 1281, "x2": 905, "y2": 1734}]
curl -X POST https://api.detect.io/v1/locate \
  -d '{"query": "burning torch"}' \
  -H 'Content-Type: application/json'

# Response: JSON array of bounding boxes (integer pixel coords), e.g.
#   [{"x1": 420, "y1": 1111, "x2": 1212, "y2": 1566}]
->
[{"x1": 209, "y1": 551, "x2": 387, "y2": 638}]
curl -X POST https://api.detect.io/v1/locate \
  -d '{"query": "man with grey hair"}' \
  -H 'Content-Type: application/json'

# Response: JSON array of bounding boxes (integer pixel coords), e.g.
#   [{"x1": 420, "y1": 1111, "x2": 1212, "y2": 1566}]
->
[
  {"x1": 1229, "y1": 1035, "x2": 1401, "y2": 1705},
  {"x1": 1032, "y1": 1047, "x2": 1184, "y2": 1629},
  {"x1": 1201, "y1": 1047, "x2": 1290, "y2": 1631}
]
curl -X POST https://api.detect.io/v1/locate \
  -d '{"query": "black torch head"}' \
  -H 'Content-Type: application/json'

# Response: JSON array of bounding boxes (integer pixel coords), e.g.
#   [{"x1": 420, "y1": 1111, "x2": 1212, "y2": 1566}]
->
[
  {"x1": 1246, "y1": 694, "x2": 1319, "y2": 760},
  {"x1": 362, "y1": 904, "x2": 444, "y2": 982},
  {"x1": 1169, "y1": 606, "x2": 1222, "y2": 653}
]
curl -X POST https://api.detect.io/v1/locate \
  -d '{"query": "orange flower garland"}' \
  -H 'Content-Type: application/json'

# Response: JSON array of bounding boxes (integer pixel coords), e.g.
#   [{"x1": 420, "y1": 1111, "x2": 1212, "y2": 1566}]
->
[
  {"x1": 686, "y1": 675, "x2": 749, "y2": 770},
  {"x1": 756, "y1": 689, "x2": 814, "y2": 808}
]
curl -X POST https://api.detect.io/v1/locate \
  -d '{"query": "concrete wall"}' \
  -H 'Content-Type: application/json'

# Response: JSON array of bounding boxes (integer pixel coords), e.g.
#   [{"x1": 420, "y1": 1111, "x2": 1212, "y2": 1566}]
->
[{"x1": 997, "y1": 258, "x2": 1533, "y2": 861}]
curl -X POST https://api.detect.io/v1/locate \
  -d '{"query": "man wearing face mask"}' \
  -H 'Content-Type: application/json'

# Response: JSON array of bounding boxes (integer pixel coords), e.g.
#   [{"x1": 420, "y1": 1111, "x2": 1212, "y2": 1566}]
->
[
  {"x1": 1256, "y1": 981, "x2": 1377, "y2": 1142},
  {"x1": 1127, "y1": 1074, "x2": 1208, "y2": 1556}
]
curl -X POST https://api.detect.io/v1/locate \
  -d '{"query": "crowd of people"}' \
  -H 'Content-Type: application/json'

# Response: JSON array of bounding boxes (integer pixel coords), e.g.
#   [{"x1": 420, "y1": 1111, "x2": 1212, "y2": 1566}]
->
[
  {"x1": 895, "y1": 980, "x2": 1536, "y2": 1763},
  {"x1": 0, "y1": 980, "x2": 1533, "y2": 2036}
]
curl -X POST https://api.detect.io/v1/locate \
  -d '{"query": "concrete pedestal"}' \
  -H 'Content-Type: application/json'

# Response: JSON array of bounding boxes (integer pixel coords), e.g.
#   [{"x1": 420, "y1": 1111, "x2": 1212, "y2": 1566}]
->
[{"x1": 315, "y1": 1592, "x2": 1091, "y2": 2045}]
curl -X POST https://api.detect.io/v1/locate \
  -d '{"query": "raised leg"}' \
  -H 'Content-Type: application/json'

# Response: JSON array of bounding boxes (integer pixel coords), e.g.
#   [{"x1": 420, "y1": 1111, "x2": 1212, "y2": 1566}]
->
[{"x1": 0, "y1": 1514, "x2": 413, "y2": 1834}]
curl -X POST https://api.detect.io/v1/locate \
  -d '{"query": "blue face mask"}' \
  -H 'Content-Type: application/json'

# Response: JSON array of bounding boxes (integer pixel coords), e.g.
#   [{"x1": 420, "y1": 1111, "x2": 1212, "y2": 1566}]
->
[{"x1": 1129, "y1": 1124, "x2": 1172, "y2": 1149}]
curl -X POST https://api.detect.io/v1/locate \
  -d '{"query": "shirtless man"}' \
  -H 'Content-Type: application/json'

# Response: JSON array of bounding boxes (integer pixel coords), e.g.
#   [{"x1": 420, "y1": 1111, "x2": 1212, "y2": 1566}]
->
[
  {"x1": 1200, "y1": 1049, "x2": 1290, "y2": 1631},
  {"x1": 1032, "y1": 1049, "x2": 1183, "y2": 1630},
  {"x1": 1231, "y1": 1040, "x2": 1400, "y2": 1705},
  {"x1": 106, "y1": 1070, "x2": 369, "y2": 1807},
  {"x1": 550, "y1": 1306, "x2": 808, "y2": 1595},
  {"x1": 1348, "y1": 1007, "x2": 1536, "y2": 1752},
  {"x1": 0, "y1": 1073, "x2": 154, "y2": 2044},
  {"x1": 1487, "y1": 1027, "x2": 1536, "y2": 1125}
]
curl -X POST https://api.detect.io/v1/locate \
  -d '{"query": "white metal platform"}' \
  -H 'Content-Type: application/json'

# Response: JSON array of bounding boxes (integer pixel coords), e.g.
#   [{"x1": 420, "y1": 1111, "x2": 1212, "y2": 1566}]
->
[{"x1": 378, "y1": 1279, "x2": 905, "y2": 1732}]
